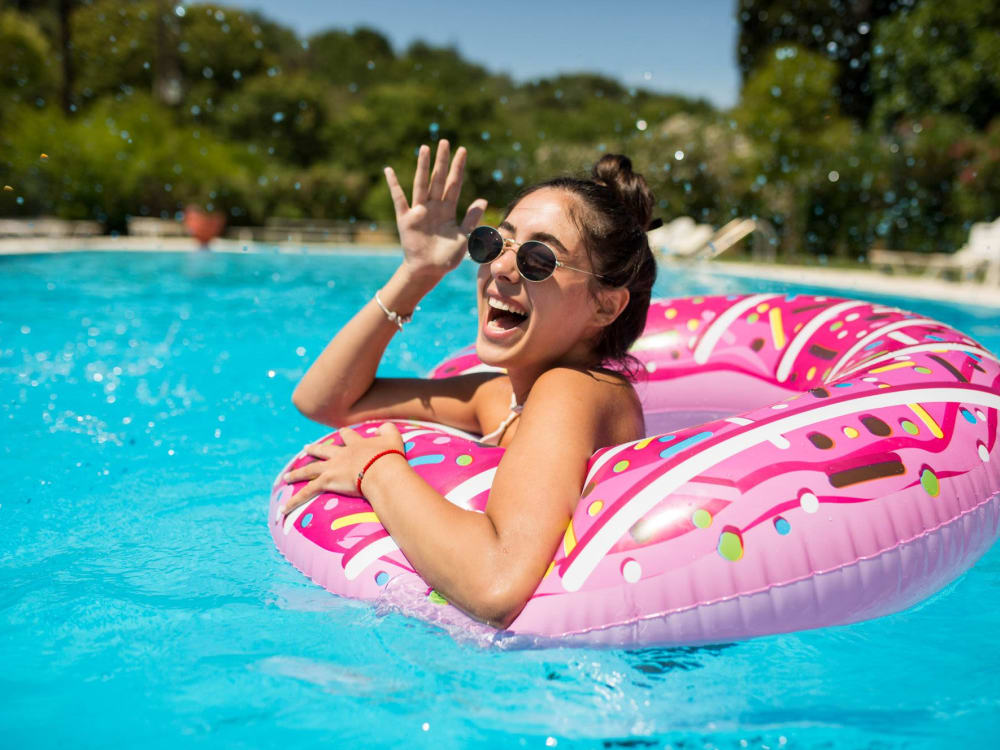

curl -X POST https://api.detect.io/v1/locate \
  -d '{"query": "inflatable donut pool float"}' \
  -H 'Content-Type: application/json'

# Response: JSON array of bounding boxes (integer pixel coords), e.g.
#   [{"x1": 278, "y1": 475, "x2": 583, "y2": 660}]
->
[{"x1": 270, "y1": 294, "x2": 1000, "y2": 647}]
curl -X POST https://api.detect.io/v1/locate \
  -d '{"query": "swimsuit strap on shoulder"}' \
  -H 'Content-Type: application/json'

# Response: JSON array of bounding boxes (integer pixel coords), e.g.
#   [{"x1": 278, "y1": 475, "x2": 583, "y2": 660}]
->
[{"x1": 478, "y1": 392, "x2": 523, "y2": 447}]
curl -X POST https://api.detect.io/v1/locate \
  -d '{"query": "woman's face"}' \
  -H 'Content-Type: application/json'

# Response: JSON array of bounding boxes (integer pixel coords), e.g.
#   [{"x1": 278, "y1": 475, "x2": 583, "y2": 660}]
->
[{"x1": 475, "y1": 188, "x2": 605, "y2": 375}]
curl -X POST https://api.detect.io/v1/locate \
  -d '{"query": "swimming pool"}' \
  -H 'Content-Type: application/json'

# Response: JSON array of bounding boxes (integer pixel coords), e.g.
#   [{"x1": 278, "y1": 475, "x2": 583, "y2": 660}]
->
[{"x1": 2, "y1": 251, "x2": 998, "y2": 748}]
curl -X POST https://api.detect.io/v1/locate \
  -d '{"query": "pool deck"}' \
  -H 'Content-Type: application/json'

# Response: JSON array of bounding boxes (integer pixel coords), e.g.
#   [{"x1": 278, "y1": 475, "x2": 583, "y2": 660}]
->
[{"x1": 2, "y1": 235, "x2": 998, "y2": 308}]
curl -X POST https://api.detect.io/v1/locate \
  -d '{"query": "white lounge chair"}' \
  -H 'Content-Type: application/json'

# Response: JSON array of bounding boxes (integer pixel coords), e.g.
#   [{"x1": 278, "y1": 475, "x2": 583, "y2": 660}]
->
[{"x1": 869, "y1": 218, "x2": 1000, "y2": 285}]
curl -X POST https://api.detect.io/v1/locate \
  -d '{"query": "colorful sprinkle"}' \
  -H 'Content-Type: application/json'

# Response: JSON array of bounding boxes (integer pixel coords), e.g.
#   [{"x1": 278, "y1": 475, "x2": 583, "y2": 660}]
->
[
  {"x1": 687, "y1": 319, "x2": 700, "y2": 331},
  {"x1": 300, "y1": 513, "x2": 313, "y2": 528},
  {"x1": 621, "y1": 559, "x2": 642, "y2": 583},
  {"x1": 920, "y1": 468, "x2": 940, "y2": 497},
  {"x1": 907, "y1": 403, "x2": 943, "y2": 438},
  {"x1": 799, "y1": 492, "x2": 820, "y2": 513},
  {"x1": 587, "y1": 500, "x2": 604, "y2": 516},
  {"x1": 323, "y1": 498, "x2": 339, "y2": 510},
  {"x1": 718, "y1": 527, "x2": 744, "y2": 561},
  {"x1": 331, "y1": 512, "x2": 379, "y2": 530},
  {"x1": 456, "y1": 454, "x2": 473, "y2": 466},
  {"x1": 375, "y1": 571, "x2": 389, "y2": 586},
  {"x1": 756, "y1": 302, "x2": 770, "y2": 313},
  {"x1": 634, "y1": 437, "x2": 655, "y2": 451},
  {"x1": 747, "y1": 312, "x2": 760, "y2": 324},
  {"x1": 563, "y1": 520, "x2": 577, "y2": 556},
  {"x1": 900, "y1": 419, "x2": 919, "y2": 435},
  {"x1": 613, "y1": 460, "x2": 630, "y2": 473},
  {"x1": 842, "y1": 426, "x2": 860, "y2": 438},
  {"x1": 769, "y1": 307, "x2": 787, "y2": 349},
  {"x1": 433, "y1": 436, "x2": 452, "y2": 444},
  {"x1": 978, "y1": 443, "x2": 990, "y2": 462},
  {"x1": 403, "y1": 441, "x2": 415, "y2": 452},
  {"x1": 960, "y1": 408, "x2": 976, "y2": 424},
  {"x1": 657, "y1": 434, "x2": 676, "y2": 442},
  {"x1": 774, "y1": 517, "x2": 791, "y2": 535},
  {"x1": 914, "y1": 366, "x2": 932, "y2": 374},
  {"x1": 692, "y1": 509, "x2": 713, "y2": 528},
  {"x1": 665, "y1": 308, "x2": 677, "y2": 319},
  {"x1": 861, "y1": 415, "x2": 891, "y2": 436},
  {"x1": 658, "y1": 431, "x2": 713, "y2": 459},
  {"x1": 408, "y1": 454, "x2": 445, "y2": 466},
  {"x1": 807, "y1": 432, "x2": 834, "y2": 450},
  {"x1": 806, "y1": 366, "x2": 817, "y2": 380},
  {"x1": 428, "y1": 590, "x2": 448, "y2": 605}
]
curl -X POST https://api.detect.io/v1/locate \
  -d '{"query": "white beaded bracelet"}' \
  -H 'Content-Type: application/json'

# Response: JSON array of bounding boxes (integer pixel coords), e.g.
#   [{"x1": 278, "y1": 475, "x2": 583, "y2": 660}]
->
[{"x1": 374, "y1": 290, "x2": 415, "y2": 331}]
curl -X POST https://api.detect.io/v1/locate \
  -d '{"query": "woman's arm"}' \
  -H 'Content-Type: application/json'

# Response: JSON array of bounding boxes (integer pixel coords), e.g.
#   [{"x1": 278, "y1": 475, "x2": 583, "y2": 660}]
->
[
  {"x1": 282, "y1": 367, "x2": 634, "y2": 628},
  {"x1": 292, "y1": 140, "x2": 487, "y2": 428}
]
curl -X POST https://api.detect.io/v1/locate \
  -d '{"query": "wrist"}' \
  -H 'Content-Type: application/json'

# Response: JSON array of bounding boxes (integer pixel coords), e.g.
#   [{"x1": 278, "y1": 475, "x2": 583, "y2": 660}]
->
[{"x1": 356, "y1": 449, "x2": 407, "y2": 496}]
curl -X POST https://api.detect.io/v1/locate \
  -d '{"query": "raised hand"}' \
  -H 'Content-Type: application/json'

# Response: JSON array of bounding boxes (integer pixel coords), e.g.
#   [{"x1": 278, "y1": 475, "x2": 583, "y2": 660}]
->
[{"x1": 384, "y1": 140, "x2": 488, "y2": 279}]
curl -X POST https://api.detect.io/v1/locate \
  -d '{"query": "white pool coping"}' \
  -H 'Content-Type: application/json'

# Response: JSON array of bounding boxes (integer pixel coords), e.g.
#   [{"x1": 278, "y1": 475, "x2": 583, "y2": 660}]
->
[{"x1": 2, "y1": 236, "x2": 998, "y2": 309}]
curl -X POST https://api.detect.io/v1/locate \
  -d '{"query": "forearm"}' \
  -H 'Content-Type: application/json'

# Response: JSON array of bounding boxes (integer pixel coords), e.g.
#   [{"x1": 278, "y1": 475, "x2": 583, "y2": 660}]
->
[
  {"x1": 363, "y1": 455, "x2": 528, "y2": 627},
  {"x1": 292, "y1": 263, "x2": 445, "y2": 424}
]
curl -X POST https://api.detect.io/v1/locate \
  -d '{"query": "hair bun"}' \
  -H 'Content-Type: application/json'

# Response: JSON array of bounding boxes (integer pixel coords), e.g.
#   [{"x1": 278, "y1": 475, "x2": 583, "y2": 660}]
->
[{"x1": 592, "y1": 154, "x2": 655, "y2": 231}]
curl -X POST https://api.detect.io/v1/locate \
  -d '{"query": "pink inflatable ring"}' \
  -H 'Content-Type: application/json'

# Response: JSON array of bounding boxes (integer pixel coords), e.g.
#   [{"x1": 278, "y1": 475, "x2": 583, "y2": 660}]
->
[{"x1": 270, "y1": 294, "x2": 1000, "y2": 647}]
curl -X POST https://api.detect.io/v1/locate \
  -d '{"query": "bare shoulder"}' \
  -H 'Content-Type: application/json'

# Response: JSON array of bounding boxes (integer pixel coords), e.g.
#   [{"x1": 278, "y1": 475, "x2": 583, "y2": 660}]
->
[{"x1": 524, "y1": 367, "x2": 644, "y2": 449}]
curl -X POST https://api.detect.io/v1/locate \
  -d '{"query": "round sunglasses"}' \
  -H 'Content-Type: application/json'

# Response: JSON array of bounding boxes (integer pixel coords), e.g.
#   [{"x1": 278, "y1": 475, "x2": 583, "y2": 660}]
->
[{"x1": 466, "y1": 225, "x2": 606, "y2": 282}]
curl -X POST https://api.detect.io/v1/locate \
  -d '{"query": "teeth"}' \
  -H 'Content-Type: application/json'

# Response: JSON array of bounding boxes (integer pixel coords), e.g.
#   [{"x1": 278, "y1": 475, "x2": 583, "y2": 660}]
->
[{"x1": 487, "y1": 297, "x2": 528, "y2": 317}]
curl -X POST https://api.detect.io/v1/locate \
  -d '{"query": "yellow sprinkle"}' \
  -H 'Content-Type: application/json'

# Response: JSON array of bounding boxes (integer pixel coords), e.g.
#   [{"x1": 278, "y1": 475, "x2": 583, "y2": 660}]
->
[
  {"x1": 562, "y1": 519, "x2": 578, "y2": 557},
  {"x1": 687, "y1": 319, "x2": 699, "y2": 331},
  {"x1": 587, "y1": 500, "x2": 604, "y2": 516},
  {"x1": 756, "y1": 302, "x2": 770, "y2": 313},
  {"x1": 665, "y1": 308, "x2": 677, "y2": 319},
  {"x1": 907, "y1": 403, "x2": 944, "y2": 438},
  {"x1": 877, "y1": 383, "x2": 891, "y2": 388},
  {"x1": 806, "y1": 366, "x2": 817, "y2": 380},
  {"x1": 768, "y1": 307, "x2": 786, "y2": 349},
  {"x1": 870, "y1": 361, "x2": 916, "y2": 374},
  {"x1": 843, "y1": 426, "x2": 860, "y2": 438},
  {"x1": 543, "y1": 561, "x2": 555, "y2": 579},
  {"x1": 330, "y1": 511, "x2": 380, "y2": 530},
  {"x1": 633, "y1": 437, "x2": 654, "y2": 451}
]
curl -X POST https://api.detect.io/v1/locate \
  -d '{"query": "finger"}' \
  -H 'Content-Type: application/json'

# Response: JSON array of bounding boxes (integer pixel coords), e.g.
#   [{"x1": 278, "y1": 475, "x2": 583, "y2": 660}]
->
[
  {"x1": 280, "y1": 478, "x2": 324, "y2": 517},
  {"x1": 411, "y1": 144, "x2": 430, "y2": 205},
  {"x1": 459, "y1": 198, "x2": 489, "y2": 234},
  {"x1": 441, "y1": 145, "x2": 467, "y2": 207},
  {"x1": 338, "y1": 426, "x2": 360, "y2": 445},
  {"x1": 383, "y1": 166, "x2": 410, "y2": 218},
  {"x1": 428, "y1": 139, "x2": 451, "y2": 201},
  {"x1": 283, "y1": 461, "x2": 323, "y2": 484},
  {"x1": 303, "y1": 442, "x2": 336, "y2": 459},
  {"x1": 377, "y1": 421, "x2": 403, "y2": 442}
]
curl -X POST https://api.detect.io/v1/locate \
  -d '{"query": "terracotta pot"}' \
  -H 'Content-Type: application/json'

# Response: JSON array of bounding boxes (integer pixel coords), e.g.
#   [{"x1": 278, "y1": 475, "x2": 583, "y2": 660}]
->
[{"x1": 183, "y1": 206, "x2": 226, "y2": 246}]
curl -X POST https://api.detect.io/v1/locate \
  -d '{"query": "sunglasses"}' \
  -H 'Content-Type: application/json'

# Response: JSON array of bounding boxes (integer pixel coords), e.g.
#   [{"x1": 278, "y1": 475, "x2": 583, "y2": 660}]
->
[{"x1": 466, "y1": 225, "x2": 607, "y2": 283}]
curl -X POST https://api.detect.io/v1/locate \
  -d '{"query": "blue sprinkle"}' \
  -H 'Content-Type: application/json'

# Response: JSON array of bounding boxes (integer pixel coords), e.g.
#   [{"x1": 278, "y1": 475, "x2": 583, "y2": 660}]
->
[
  {"x1": 774, "y1": 517, "x2": 791, "y2": 535},
  {"x1": 403, "y1": 441, "x2": 415, "y2": 452},
  {"x1": 863, "y1": 340, "x2": 883, "y2": 350},
  {"x1": 926, "y1": 335, "x2": 944, "y2": 341},
  {"x1": 657, "y1": 434, "x2": 677, "y2": 443},
  {"x1": 834, "y1": 382, "x2": 852, "y2": 388},
  {"x1": 966, "y1": 351, "x2": 982, "y2": 361},
  {"x1": 784, "y1": 293, "x2": 798, "y2": 302},
  {"x1": 375, "y1": 572, "x2": 389, "y2": 586},
  {"x1": 960, "y1": 408, "x2": 976, "y2": 424},
  {"x1": 659, "y1": 431, "x2": 713, "y2": 459},
  {"x1": 408, "y1": 454, "x2": 445, "y2": 467},
  {"x1": 300, "y1": 513, "x2": 313, "y2": 528}
]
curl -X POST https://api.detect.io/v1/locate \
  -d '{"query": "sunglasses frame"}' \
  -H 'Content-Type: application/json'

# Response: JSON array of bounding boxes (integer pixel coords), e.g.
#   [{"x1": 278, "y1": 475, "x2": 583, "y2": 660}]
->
[{"x1": 466, "y1": 226, "x2": 608, "y2": 283}]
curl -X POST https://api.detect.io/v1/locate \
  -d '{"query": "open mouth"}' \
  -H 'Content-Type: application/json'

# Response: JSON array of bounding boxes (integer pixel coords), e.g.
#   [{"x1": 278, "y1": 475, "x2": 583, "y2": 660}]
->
[{"x1": 486, "y1": 296, "x2": 529, "y2": 332}]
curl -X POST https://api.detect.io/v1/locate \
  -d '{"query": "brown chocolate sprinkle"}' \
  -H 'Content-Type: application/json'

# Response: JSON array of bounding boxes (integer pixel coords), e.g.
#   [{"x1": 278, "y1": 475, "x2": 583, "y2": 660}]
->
[
  {"x1": 810, "y1": 387, "x2": 831, "y2": 398},
  {"x1": 751, "y1": 338, "x2": 764, "y2": 352},
  {"x1": 792, "y1": 302, "x2": 832, "y2": 314},
  {"x1": 808, "y1": 345, "x2": 837, "y2": 360},
  {"x1": 928, "y1": 354, "x2": 968, "y2": 383},
  {"x1": 807, "y1": 432, "x2": 835, "y2": 449},
  {"x1": 866, "y1": 313, "x2": 892, "y2": 321},
  {"x1": 861, "y1": 415, "x2": 892, "y2": 436},
  {"x1": 582, "y1": 480, "x2": 597, "y2": 497},
  {"x1": 828, "y1": 459, "x2": 905, "y2": 488}
]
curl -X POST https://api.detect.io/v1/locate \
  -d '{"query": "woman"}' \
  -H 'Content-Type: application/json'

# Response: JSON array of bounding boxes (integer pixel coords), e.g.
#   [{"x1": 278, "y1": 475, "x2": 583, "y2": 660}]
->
[{"x1": 281, "y1": 140, "x2": 657, "y2": 628}]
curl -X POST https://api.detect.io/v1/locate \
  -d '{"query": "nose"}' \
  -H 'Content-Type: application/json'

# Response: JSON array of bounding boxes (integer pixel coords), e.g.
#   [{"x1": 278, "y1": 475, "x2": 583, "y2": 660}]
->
[{"x1": 489, "y1": 241, "x2": 520, "y2": 283}]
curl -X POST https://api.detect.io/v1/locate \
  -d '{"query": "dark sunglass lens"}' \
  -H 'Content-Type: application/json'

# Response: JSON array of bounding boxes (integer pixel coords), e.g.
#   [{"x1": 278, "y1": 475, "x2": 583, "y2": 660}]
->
[
  {"x1": 468, "y1": 227, "x2": 503, "y2": 263},
  {"x1": 517, "y1": 242, "x2": 557, "y2": 281}
]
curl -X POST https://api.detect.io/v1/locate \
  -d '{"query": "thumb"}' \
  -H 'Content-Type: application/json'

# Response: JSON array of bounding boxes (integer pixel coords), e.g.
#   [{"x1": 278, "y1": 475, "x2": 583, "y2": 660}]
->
[{"x1": 459, "y1": 198, "x2": 489, "y2": 234}]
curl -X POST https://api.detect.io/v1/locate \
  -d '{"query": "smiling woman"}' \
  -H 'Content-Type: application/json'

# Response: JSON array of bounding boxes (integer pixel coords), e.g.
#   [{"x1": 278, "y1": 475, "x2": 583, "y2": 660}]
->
[{"x1": 281, "y1": 140, "x2": 658, "y2": 627}]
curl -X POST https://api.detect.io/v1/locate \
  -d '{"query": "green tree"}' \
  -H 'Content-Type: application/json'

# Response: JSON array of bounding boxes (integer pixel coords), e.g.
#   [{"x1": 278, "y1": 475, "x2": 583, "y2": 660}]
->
[
  {"x1": 0, "y1": 9, "x2": 57, "y2": 117},
  {"x1": 870, "y1": 0, "x2": 1000, "y2": 130}
]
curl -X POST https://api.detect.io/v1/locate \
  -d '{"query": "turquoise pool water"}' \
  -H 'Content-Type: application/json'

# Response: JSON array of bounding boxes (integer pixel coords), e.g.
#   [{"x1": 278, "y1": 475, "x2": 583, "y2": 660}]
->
[{"x1": 2, "y1": 251, "x2": 998, "y2": 749}]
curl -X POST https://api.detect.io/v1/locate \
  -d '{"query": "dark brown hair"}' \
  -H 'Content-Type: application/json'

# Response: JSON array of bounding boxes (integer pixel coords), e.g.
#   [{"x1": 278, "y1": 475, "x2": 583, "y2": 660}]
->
[{"x1": 506, "y1": 154, "x2": 657, "y2": 377}]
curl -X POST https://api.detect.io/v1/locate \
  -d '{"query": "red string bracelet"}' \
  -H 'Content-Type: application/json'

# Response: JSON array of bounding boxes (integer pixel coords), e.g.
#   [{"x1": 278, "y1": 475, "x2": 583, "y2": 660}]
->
[{"x1": 356, "y1": 449, "x2": 406, "y2": 495}]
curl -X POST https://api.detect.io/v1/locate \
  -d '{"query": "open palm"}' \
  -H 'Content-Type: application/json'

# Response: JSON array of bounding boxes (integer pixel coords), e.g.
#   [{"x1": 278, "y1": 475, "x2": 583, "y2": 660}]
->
[{"x1": 384, "y1": 140, "x2": 488, "y2": 276}]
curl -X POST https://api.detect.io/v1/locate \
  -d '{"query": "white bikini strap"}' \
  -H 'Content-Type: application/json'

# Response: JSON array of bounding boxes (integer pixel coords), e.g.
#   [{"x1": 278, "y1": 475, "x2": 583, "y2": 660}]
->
[{"x1": 478, "y1": 393, "x2": 523, "y2": 446}]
